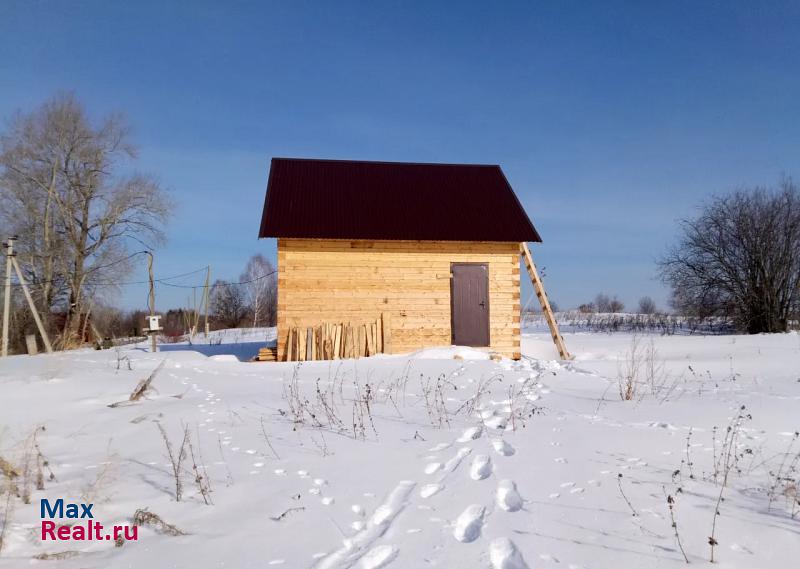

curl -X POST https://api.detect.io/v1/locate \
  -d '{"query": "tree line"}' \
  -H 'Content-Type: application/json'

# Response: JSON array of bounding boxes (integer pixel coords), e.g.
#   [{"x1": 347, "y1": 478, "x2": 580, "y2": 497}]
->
[
  {"x1": 659, "y1": 180, "x2": 800, "y2": 333},
  {"x1": 84, "y1": 253, "x2": 277, "y2": 342},
  {"x1": 2, "y1": 94, "x2": 797, "y2": 352},
  {"x1": 0, "y1": 93, "x2": 171, "y2": 351},
  {"x1": 548, "y1": 180, "x2": 800, "y2": 334},
  {"x1": 0, "y1": 94, "x2": 279, "y2": 353},
  {"x1": 207, "y1": 254, "x2": 277, "y2": 330},
  {"x1": 575, "y1": 294, "x2": 657, "y2": 315}
]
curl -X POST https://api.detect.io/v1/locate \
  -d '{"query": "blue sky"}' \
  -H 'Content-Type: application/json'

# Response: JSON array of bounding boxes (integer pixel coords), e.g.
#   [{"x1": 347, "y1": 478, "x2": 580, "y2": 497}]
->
[{"x1": 1, "y1": 1, "x2": 799, "y2": 312}]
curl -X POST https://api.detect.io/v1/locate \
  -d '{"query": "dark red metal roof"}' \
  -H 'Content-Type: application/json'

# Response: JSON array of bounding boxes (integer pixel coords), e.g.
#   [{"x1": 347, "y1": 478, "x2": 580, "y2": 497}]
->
[{"x1": 258, "y1": 158, "x2": 542, "y2": 242}]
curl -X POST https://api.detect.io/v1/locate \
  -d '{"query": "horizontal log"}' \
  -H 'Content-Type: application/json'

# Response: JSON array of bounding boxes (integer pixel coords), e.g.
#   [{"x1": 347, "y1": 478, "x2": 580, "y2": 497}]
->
[
  {"x1": 278, "y1": 305, "x2": 522, "y2": 314},
  {"x1": 282, "y1": 256, "x2": 519, "y2": 267},
  {"x1": 281, "y1": 291, "x2": 521, "y2": 301},
  {"x1": 280, "y1": 263, "x2": 518, "y2": 273},
  {"x1": 280, "y1": 238, "x2": 520, "y2": 252},
  {"x1": 278, "y1": 276, "x2": 520, "y2": 286},
  {"x1": 278, "y1": 267, "x2": 520, "y2": 277}
]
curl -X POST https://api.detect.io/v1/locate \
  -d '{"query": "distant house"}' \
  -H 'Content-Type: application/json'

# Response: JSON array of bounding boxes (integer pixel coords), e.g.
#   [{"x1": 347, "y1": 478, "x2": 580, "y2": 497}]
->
[{"x1": 258, "y1": 158, "x2": 542, "y2": 361}]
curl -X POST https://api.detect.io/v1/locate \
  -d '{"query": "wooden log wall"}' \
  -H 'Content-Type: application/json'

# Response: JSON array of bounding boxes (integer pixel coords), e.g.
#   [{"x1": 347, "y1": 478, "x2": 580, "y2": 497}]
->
[{"x1": 277, "y1": 239, "x2": 521, "y2": 360}]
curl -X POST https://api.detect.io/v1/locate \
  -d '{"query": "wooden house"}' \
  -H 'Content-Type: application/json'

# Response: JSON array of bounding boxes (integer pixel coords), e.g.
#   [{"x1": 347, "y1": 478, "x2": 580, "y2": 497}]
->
[{"x1": 258, "y1": 158, "x2": 554, "y2": 361}]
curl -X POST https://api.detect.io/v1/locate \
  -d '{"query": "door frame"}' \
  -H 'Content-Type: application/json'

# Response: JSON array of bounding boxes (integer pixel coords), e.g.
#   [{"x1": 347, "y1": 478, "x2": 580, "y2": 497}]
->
[{"x1": 449, "y1": 262, "x2": 491, "y2": 347}]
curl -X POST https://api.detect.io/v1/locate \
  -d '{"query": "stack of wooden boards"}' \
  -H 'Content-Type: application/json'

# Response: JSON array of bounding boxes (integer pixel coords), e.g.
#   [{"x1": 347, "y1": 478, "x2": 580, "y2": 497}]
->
[
  {"x1": 255, "y1": 346, "x2": 278, "y2": 362},
  {"x1": 274, "y1": 313, "x2": 392, "y2": 362}
]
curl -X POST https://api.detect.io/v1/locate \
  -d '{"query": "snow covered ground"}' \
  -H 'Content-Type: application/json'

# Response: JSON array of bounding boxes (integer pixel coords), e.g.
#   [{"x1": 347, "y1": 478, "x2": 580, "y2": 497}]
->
[
  {"x1": 0, "y1": 328, "x2": 799, "y2": 568},
  {"x1": 158, "y1": 327, "x2": 277, "y2": 361}
]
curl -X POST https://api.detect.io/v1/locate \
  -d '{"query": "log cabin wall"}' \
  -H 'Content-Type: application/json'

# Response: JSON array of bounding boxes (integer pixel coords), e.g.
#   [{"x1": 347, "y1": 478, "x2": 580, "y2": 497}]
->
[{"x1": 277, "y1": 238, "x2": 521, "y2": 359}]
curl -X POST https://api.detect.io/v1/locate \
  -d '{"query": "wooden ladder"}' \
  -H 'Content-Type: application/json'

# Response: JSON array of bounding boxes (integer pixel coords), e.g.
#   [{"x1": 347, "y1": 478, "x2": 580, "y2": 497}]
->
[{"x1": 520, "y1": 242, "x2": 571, "y2": 360}]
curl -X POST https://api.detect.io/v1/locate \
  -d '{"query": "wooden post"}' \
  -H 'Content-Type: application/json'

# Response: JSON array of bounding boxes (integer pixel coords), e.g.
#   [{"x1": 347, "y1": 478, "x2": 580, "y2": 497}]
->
[
  {"x1": 1, "y1": 237, "x2": 13, "y2": 357},
  {"x1": 296, "y1": 327, "x2": 302, "y2": 361},
  {"x1": 10, "y1": 256, "x2": 53, "y2": 353},
  {"x1": 356, "y1": 325, "x2": 364, "y2": 359},
  {"x1": 344, "y1": 325, "x2": 353, "y2": 359},
  {"x1": 332, "y1": 324, "x2": 340, "y2": 359},
  {"x1": 520, "y1": 242, "x2": 571, "y2": 360},
  {"x1": 300, "y1": 327, "x2": 308, "y2": 361},
  {"x1": 89, "y1": 322, "x2": 103, "y2": 348},
  {"x1": 366, "y1": 323, "x2": 373, "y2": 356},
  {"x1": 381, "y1": 312, "x2": 392, "y2": 355},
  {"x1": 81, "y1": 303, "x2": 92, "y2": 345},
  {"x1": 324, "y1": 324, "x2": 332, "y2": 360},
  {"x1": 25, "y1": 334, "x2": 38, "y2": 355}
]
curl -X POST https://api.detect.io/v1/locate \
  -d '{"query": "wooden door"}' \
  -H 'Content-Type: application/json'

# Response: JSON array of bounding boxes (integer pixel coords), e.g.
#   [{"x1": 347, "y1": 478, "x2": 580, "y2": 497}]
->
[{"x1": 451, "y1": 263, "x2": 490, "y2": 347}]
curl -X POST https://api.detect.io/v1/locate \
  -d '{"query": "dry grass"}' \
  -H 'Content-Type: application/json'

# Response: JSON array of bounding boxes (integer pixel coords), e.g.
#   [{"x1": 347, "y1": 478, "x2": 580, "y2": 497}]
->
[
  {"x1": 132, "y1": 508, "x2": 186, "y2": 536},
  {"x1": 129, "y1": 360, "x2": 166, "y2": 401},
  {"x1": 157, "y1": 422, "x2": 189, "y2": 502},
  {"x1": 279, "y1": 365, "x2": 380, "y2": 440},
  {"x1": 0, "y1": 457, "x2": 20, "y2": 480},
  {"x1": 768, "y1": 431, "x2": 800, "y2": 518},
  {"x1": 108, "y1": 359, "x2": 167, "y2": 408},
  {"x1": 454, "y1": 373, "x2": 503, "y2": 417},
  {"x1": 32, "y1": 550, "x2": 80, "y2": 561},
  {"x1": 0, "y1": 483, "x2": 14, "y2": 555},
  {"x1": 187, "y1": 429, "x2": 213, "y2": 505},
  {"x1": 420, "y1": 374, "x2": 456, "y2": 429},
  {"x1": 708, "y1": 405, "x2": 751, "y2": 563},
  {"x1": 617, "y1": 335, "x2": 677, "y2": 402}
]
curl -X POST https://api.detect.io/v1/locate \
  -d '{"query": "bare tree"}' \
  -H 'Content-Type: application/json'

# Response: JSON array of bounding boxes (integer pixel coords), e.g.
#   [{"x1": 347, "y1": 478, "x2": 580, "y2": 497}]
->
[
  {"x1": 659, "y1": 180, "x2": 800, "y2": 333},
  {"x1": 0, "y1": 93, "x2": 171, "y2": 345},
  {"x1": 638, "y1": 296, "x2": 657, "y2": 315},
  {"x1": 210, "y1": 280, "x2": 248, "y2": 328},
  {"x1": 239, "y1": 254, "x2": 277, "y2": 327},
  {"x1": 595, "y1": 293, "x2": 625, "y2": 313},
  {"x1": 595, "y1": 294, "x2": 611, "y2": 312}
]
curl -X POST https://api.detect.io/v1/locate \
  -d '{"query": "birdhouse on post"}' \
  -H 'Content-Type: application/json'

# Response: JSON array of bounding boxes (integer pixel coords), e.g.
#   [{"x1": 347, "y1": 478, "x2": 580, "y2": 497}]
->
[
  {"x1": 143, "y1": 314, "x2": 161, "y2": 353},
  {"x1": 143, "y1": 315, "x2": 162, "y2": 335}
]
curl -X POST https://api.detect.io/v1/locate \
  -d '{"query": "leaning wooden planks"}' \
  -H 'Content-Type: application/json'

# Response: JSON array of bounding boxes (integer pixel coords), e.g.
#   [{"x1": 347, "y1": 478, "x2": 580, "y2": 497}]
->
[{"x1": 282, "y1": 313, "x2": 392, "y2": 362}]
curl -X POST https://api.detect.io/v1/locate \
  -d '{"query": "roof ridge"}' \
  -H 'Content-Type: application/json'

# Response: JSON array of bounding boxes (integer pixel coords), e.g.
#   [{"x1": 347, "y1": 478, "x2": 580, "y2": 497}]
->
[{"x1": 271, "y1": 157, "x2": 501, "y2": 168}]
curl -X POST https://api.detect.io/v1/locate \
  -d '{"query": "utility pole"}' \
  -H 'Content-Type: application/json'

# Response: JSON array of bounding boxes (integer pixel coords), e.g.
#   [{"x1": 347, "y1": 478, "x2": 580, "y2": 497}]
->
[
  {"x1": 147, "y1": 251, "x2": 157, "y2": 353},
  {"x1": 191, "y1": 287, "x2": 197, "y2": 337},
  {"x1": 2, "y1": 237, "x2": 15, "y2": 357},
  {"x1": 1, "y1": 236, "x2": 54, "y2": 356},
  {"x1": 10, "y1": 255, "x2": 53, "y2": 353},
  {"x1": 203, "y1": 265, "x2": 211, "y2": 337}
]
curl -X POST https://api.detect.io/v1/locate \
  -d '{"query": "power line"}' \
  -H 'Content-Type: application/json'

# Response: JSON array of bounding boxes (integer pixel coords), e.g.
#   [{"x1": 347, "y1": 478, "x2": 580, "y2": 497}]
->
[
  {"x1": 4, "y1": 262, "x2": 211, "y2": 288},
  {"x1": 158, "y1": 270, "x2": 277, "y2": 289},
  {"x1": 3, "y1": 244, "x2": 276, "y2": 292},
  {"x1": 4, "y1": 265, "x2": 275, "y2": 291}
]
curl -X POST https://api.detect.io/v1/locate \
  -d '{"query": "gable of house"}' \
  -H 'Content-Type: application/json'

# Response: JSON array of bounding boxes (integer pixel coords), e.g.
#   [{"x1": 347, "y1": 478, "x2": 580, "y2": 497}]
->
[{"x1": 259, "y1": 158, "x2": 541, "y2": 243}]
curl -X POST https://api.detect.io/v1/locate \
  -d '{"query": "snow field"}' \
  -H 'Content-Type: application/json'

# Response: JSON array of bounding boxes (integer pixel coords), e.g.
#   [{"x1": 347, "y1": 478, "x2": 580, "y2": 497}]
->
[{"x1": 0, "y1": 329, "x2": 798, "y2": 568}]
